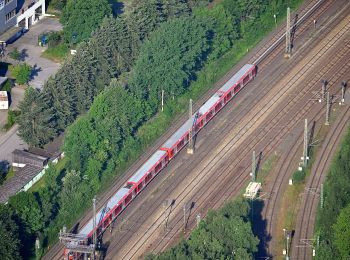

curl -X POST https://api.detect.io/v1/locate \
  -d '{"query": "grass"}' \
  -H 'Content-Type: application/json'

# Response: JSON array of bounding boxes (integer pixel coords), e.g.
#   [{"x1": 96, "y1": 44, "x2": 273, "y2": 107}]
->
[
  {"x1": 42, "y1": 43, "x2": 69, "y2": 63},
  {"x1": 257, "y1": 153, "x2": 279, "y2": 184}
]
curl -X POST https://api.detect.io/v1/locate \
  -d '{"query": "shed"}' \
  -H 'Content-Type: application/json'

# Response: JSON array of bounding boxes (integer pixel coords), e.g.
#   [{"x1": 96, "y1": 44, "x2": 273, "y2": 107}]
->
[
  {"x1": 0, "y1": 90, "x2": 8, "y2": 109},
  {"x1": 12, "y1": 149, "x2": 48, "y2": 168}
]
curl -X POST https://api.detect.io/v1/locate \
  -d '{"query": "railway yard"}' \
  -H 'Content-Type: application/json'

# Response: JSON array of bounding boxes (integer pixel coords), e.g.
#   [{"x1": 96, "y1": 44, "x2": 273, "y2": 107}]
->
[{"x1": 45, "y1": 0, "x2": 350, "y2": 259}]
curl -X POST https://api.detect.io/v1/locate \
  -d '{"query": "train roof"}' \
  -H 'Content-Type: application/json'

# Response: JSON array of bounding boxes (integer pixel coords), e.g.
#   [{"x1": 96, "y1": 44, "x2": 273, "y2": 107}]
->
[
  {"x1": 218, "y1": 64, "x2": 254, "y2": 93},
  {"x1": 198, "y1": 94, "x2": 221, "y2": 115},
  {"x1": 128, "y1": 150, "x2": 167, "y2": 184},
  {"x1": 79, "y1": 187, "x2": 130, "y2": 236},
  {"x1": 161, "y1": 117, "x2": 193, "y2": 149}
]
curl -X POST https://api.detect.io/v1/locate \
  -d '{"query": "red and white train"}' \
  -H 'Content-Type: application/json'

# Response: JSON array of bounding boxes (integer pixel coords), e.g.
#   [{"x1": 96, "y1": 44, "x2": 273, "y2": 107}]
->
[{"x1": 64, "y1": 63, "x2": 257, "y2": 258}]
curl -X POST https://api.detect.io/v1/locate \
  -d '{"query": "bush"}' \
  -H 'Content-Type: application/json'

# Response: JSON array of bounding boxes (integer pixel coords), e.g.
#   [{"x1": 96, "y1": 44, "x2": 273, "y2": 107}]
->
[
  {"x1": 3, "y1": 110, "x2": 21, "y2": 130},
  {"x1": 292, "y1": 169, "x2": 305, "y2": 184},
  {"x1": 8, "y1": 48, "x2": 21, "y2": 61},
  {"x1": 48, "y1": 31, "x2": 63, "y2": 48},
  {"x1": 9, "y1": 63, "x2": 32, "y2": 85}
]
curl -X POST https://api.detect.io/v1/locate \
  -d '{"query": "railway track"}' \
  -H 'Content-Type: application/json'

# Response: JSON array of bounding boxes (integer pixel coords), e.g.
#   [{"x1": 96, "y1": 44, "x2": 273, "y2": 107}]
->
[
  {"x1": 106, "y1": 3, "x2": 350, "y2": 258},
  {"x1": 43, "y1": 0, "x2": 344, "y2": 259},
  {"x1": 290, "y1": 105, "x2": 350, "y2": 259}
]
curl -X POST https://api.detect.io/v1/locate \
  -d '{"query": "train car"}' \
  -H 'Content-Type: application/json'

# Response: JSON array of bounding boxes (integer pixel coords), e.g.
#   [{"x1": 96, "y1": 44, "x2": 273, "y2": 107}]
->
[
  {"x1": 160, "y1": 64, "x2": 256, "y2": 160},
  {"x1": 63, "y1": 64, "x2": 257, "y2": 259}
]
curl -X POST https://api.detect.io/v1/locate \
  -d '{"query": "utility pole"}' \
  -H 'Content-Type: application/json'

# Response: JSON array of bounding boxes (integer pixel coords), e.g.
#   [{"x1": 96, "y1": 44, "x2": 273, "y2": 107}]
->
[
  {"x1": 321, "y1": 80, "x2": 327, "y2": 101},
  {"x1": 320, "y1": 183, "x2": 324, "y2": 209},
  {"x1": 161, "y1": 89, "x2": 164, "y2": 112},
  {"x1": 92, "y1": 196, "x2": 97, "y2": 260},
  {"x1": 303, "y1": 119, "x2": 308, "y2": 167},
  {"x1": 285, "y1": 7, "x2": 291, "y2": 58},
  {"x1": 274, "y1": 14, "x2": 277, "y2": 28},
  {"x1": 325, "y1": 92, "x2": 330, "y2": 125},
  {"x1": 251, "y1": 151, "x2": 256, "y2": 181},
  {"x1": 183, "y1": 204, "x2": 187, "y2": 230},
  {"x1": 187, "y1": 99, "x2": 194, "y2": 154}
]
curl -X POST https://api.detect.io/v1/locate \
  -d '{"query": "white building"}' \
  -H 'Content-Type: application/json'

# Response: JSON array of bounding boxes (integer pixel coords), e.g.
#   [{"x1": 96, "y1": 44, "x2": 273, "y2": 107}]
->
[
  {"x1": 0, "y1": 90, "x2": 8, "y2": 109},
  {"x1": 16, "y1": 0, "x2": 45, "y2": 30}
]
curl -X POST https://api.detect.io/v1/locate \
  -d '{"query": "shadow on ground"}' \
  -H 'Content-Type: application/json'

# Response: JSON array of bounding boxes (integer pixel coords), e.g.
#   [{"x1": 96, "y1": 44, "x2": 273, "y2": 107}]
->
[{"x1": 251, "y1": 200, "x2": 272, "y2": 259}]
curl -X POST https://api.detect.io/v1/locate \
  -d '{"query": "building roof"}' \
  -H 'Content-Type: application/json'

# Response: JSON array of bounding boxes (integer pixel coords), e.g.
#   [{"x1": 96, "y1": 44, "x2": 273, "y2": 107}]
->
[
  {"x1": 0, "y1": 165, "x2": 43, "y2": 203},
  {"x1": 12, "y1": 149, "x2": 48, "y2": 164}
]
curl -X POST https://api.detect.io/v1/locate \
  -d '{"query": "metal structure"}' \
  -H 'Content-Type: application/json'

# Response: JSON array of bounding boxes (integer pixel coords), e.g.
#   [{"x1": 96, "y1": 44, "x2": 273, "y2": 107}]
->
[
  {"x1": 340, "y1": 81, "x2": 346, "y2": 105},
  {"x1": 161, "y1": 89, "x2": 164, "y2": 112},
  {"x1": 320, "y1": 183, "x2": 324, "y2": 209},
  {"x1": 303, "y1": 119, "x2": 308, "y2": 167},
  {"x1": 187, "y1": 99, "x2": 194, "y2": 154},
  {"x1": 285, "y1": 7, "x2": 292, "y2": 58},
  {"x1": 321, "y1": 80, "x2": 327, "y2": 101},
  {"x1": 283, "y1": 228, "x2": 291, "y2": 260},
  {"x1": 325, "y1": 92, "x2": 330, "y2": 125}
]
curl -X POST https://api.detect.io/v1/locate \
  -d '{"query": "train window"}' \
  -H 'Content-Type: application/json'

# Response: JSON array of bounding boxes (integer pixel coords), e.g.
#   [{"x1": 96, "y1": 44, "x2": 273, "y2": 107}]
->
[
  {"x1": 234, "y1": 85, "x2": 240, "y2": 94},
  {"x1": 155, "y1": 162, "x2": 162, "y2": 172},
  {"x1": 215, "y1": 102, "x2": 222, "y2": 112},
  {"x1": 114, "y1": 205, "x2": 122, "y2": 216},
  {"x1": 243, "y1": 74, "x2": 250, "y2": 85},
  {"x1": 177, "y1": 139, "x2": 184, "y2": 150},
  {"x1": 138, "y1": 182, "x2": 143, "y2": 191},
  {"x1": 226, "y1": 92, "x2": 232, "y2": 100},
  {"x1": 125, "y1": 193, "x2": 132, "y2": 204},
  {"x1": 145, "y1": 172, "x2": 152, "y2": 183},
  {"x1": 206, "y1": 111, "x2": 212, "y2": 121}
]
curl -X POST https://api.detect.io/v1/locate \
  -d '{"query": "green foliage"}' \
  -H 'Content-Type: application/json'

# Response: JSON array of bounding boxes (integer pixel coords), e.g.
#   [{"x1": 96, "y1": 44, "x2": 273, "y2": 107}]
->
[
  {"x1": 129, "y1": 16, "x2": 212, "y2": 114},
  {"x1": 8, "y1": 48, "x2": 21, "y2": 61},
  {"x1": 48, "y1": 0, "x2": 68, "y2": 11},
  {"x1": 42, "y1": 43, "x2": 69, "y2": 62},
  {"x1": 9, "y1": 63, "x2": 32, "y2": 85},
  {"x1": 60, "y1": 0, "x2": 112, "y2": 43},
  {"x1": 0, "y1": 205, "x2": 21, "y2": 260},
  {"x1": 3, "y1": 110, "x2": 21, "y2": 130},
  {"x1": 315, "y1": 127, "x2": 350, "y2": 259},
  {"x1": 148, "y1": 199, "x2": 258, "y2": 259},
  {"x1": 9, "y1": 192, "x2": 44, "y2": 233},
  {"x1": 292, "y1": 169, "x2": 305, "y2": 184},
  {"x1": 333, "y1": 203, "x2": 350, "y2": 258},
  {"x1": 17, "y1": 88, "x2": 56, "y2": 147}
]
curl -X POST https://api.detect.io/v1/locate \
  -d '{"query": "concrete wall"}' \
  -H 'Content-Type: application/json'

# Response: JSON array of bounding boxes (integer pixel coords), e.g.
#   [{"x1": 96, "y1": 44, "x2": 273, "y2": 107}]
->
[
  {"x1": 17, "y1": 0, "x2": 45, "y2": 29},
  {"x1": 0, "y1": 0, "x2": 18, "y2": 34}
]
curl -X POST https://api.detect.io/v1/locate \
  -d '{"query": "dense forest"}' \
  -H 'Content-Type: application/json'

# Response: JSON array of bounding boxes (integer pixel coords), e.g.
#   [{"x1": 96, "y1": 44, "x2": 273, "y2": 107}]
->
[
  {"x1": 315, "y1": 127, "x2": 350, "y2": 259},
  {"x1": 1, "y1": 0, "x2": 303, "y2": 258},
  {"x1": 147, "y1": 199, "x2": 259, "y2": 259}
]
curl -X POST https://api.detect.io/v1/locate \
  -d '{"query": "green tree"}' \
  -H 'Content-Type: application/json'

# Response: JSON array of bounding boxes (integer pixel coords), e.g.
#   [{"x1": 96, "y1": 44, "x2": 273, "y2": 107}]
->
[
  {"x1": 129, "y1": 16, "x2": 211, "y2": 114},
  {"x1": 333, "y1": 203, "x2": 350, "y2": 258},
  {"x1": 9, "y1": 63, "x2": 32, "y2": 85},
  {"x1": 17, "y1": 88, "x2": 56, "y2": 147},
  {"x1": 60, "y1": 0, "x2": 112, "y2": 43},
  {"x1": 0, "y1": 205, "x2": 21, "y2": 260},
  {"x1": 9, "y1": 192, "x2": 44, "y2": 234}
]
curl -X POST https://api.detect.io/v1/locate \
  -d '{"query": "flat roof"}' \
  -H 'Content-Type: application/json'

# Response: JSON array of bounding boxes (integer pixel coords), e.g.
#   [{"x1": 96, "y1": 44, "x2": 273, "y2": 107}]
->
[
  {"x1": 218, "y1": 64, "x2": 254, "y2": 93},
  {"x1": 79, "y1": 187, "x2": 130, "y2": 236},
  {"x1": 128, "y1": 150, "x2": 167, "y2": 184},
  {"x1": 0, "y1": 165, "x2": 43, "y2": 203}
]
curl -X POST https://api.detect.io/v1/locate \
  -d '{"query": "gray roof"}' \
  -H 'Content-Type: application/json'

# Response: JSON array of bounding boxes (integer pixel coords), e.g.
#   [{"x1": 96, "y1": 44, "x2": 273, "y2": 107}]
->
[
  {"x1": 161, "y1": 117, "x2": 193, "y2": 149},
  {"x1": 12, "y1": 149, "x2": 48, "y2": 164},
  {"x1": 0, "y1": 165, "x2": 43, "y2": 203},
  {"x1": 218, "y1": 64, "x2": 254, "y2": 93},
  {"x1": 128, "y1": 150, "x2": 167, "y2": 184},
  {"x1": 79, "y1": 187, "x2": 130, "y2": 236},
  {"x1": 198, "y1": 95, "x2": 221, "y2": 115}
]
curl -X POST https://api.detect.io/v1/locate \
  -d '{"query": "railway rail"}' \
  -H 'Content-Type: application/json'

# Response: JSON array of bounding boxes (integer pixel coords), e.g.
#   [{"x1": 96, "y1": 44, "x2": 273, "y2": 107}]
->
[
  {"x1": 106, "y1": 3, "x2": 350, "y2": 259},
  {"x1": 291, "y1": 106, "x2": 350, "y2": 260},
  {"x1": 43, "y1": 0, "x2": 345, "y2": 259}
]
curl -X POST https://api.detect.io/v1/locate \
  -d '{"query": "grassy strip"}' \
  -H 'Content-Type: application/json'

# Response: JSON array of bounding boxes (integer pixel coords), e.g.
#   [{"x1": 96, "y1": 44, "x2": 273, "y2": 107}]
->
[{"x1": 41, "y1": 43, "x2": 69, "y2": 63}]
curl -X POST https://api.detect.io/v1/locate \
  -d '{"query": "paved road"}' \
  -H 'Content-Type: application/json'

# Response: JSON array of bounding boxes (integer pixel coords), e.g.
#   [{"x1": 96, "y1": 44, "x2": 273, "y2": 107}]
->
[{"x1": 0, "y1": 18, "x2": 62, "y2": 163}]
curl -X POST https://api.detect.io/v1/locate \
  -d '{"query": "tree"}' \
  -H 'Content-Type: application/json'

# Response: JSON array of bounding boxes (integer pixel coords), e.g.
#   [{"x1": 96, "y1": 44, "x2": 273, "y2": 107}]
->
[
  {"x1": 333, "y1": 203, "x2": 350, "y2": 258},
  {"x1": 128, "y1": 16, "x2": 211, "y2": 114},
  {"x1": 9, "y1": 192, "x2": 44, "y2": 234},
  {"x1": 60, "y1": 0, "x2": 112, "y2": 43},
  {"x1": 9, "y1": 63, "x2": 32, "y2": 85},
  {"x1": 17, "y1": 88, "x2": 56, "y2": 147},
  {"x1": 0, "y1": 205, "x2": 21, "y2": 260}
]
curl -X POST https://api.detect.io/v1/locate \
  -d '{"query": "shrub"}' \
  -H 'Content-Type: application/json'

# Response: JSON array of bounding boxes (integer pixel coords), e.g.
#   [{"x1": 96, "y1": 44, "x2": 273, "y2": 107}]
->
[
  {"x1": 9, "y1": 63, "x2": 32, "y2": 85},
  {"x1": 292, "y1": 169, "x2": 306, "y2": 184}
]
